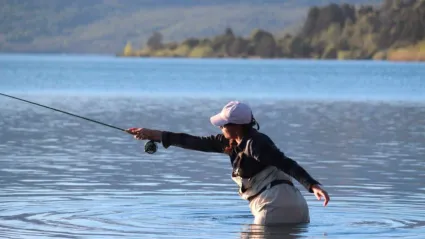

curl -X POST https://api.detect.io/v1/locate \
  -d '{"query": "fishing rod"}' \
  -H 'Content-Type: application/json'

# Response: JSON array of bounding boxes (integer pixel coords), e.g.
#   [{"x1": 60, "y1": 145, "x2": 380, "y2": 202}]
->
[{"x1": 0, "y1": 92, "x2": 158, "y2": 154}]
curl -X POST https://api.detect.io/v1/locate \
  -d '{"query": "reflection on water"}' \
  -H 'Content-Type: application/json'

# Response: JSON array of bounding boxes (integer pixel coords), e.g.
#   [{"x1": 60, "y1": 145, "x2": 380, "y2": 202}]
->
[
  {"x1": 240, "y1": 224, "x2": 308, "y2": 239},
  {"x1": 1, "y1": 95, "x2": 425, "y2": 238}
]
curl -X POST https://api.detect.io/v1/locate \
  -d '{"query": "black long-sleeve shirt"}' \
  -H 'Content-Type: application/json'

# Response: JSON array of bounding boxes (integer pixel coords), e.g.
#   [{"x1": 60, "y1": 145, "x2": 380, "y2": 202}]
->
[{"x1": 160, "y1": 128, "x2": 320, "y2": 193}]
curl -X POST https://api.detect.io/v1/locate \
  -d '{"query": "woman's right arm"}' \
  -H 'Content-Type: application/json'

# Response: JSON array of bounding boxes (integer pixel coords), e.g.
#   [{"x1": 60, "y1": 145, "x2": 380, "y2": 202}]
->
[{"x1": 127, "y1": 128, "x2": 228, "y2": 153}]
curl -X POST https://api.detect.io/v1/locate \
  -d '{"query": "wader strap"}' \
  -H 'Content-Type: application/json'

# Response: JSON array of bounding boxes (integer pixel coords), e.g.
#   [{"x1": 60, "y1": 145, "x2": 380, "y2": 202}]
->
[{"x1": 247, "y1": 179, "x2": 294, "y2": 202}]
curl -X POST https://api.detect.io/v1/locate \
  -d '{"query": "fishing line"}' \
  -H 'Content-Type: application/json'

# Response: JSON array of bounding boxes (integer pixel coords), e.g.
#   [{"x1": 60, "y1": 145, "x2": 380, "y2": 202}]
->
[{"x1": 0, "y1": 92, "x2": 158, "y2": 154}]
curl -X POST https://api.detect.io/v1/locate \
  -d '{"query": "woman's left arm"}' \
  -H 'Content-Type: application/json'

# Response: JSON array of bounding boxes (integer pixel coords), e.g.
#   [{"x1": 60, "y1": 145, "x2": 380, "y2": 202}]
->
[{"x1": 248, "y1": 137, "x2": 330, "y2": 206}]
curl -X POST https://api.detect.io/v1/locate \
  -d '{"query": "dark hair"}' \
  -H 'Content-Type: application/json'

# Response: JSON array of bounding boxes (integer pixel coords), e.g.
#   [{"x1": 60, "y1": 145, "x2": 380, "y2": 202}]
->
[
  {"x1": 250, "y1": 114, "x2": 260, "y2": 130},
  {"x1": 223, "y1": 115, "x2": 260, "y2": 154}
]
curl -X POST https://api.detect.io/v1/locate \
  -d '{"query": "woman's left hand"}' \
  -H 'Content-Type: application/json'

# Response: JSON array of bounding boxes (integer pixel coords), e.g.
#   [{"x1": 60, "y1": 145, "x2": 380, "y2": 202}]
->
[
  {"x1": 311, "y1": 184, "x2": 330, "y2": 206},
  {"x1": 126, "y1": 128, "x2": 162, "y2": 141}
]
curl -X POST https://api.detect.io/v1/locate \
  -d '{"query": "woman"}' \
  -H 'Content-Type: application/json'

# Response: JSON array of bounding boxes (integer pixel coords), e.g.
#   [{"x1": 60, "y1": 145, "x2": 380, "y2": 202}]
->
[{"x1": 127, "y1": 101, "x2": 330, "y2": 225}]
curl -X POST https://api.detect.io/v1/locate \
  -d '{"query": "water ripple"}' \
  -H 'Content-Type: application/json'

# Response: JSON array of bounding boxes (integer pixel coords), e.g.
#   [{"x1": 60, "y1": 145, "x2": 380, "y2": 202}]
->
[{"x1": 1, "y1": 96, "x2": 425, "y2": 238}]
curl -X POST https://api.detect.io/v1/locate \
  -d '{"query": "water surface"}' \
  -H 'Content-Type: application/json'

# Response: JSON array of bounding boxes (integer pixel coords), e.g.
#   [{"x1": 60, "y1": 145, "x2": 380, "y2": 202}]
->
[{"x1": 0, "y1": 55, "x2": 425, "y2": 238}]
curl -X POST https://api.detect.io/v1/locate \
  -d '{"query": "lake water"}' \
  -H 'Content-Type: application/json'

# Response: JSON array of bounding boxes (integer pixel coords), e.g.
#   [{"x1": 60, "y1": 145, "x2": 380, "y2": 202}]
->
[{"x1": 0, "y1": 54, "x2": 425, "y2": 238}]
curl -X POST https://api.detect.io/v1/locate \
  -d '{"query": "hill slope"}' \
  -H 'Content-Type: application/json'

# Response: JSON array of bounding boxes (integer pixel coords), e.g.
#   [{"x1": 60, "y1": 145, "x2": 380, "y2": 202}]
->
[
  {"x1": 0, "y1": 0, "x2": 381, "y2": 54},
  {"x1": 122, "y1": 0, "x2": 425, "y2": 61}
]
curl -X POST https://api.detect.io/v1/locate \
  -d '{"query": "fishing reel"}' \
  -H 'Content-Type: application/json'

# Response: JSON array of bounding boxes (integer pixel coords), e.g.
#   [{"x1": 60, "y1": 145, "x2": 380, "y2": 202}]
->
[{"x1": 144, "y1": 140, "x2": 158, "y2": 154}]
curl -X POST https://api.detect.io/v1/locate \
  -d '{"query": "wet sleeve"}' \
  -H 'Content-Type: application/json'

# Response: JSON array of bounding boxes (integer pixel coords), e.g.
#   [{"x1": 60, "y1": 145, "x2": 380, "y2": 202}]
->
[
  {"x1": 161, "y1": 131, "x2": 228, "y2": 153},
  {"x1": 248, "y1": 138, "x2": 321, "y2": 193}
]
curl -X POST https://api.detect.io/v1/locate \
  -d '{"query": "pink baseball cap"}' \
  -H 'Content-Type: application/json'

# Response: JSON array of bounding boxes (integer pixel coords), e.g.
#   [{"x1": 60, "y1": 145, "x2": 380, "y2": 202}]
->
[{"x1": 210, "y1": 101, "x2": 253, "y2": 127}]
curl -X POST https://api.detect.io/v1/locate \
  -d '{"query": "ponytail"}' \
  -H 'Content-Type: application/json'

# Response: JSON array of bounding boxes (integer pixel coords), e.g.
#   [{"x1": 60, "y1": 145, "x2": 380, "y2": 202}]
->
[{"x1": 250, "y1": 115, "x2": 260, "y2": 130}]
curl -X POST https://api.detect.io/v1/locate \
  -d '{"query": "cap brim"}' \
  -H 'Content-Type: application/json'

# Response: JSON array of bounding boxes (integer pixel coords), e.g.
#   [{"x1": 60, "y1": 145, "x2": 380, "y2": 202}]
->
[{"x1": 210, "y1": 113, "x2": 228, "y2": 127}]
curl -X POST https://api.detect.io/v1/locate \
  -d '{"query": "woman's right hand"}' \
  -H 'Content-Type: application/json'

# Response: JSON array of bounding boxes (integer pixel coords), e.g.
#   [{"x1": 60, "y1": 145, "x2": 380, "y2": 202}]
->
[{"x1": 126, "y1": 128, "x2": 162, "y2": 141}]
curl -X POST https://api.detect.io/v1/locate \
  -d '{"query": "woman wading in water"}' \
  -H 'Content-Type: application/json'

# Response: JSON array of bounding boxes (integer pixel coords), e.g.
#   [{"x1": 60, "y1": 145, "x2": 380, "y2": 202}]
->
[{"x1": 127, "y1": 101, "x2": 330, "y2": 225}]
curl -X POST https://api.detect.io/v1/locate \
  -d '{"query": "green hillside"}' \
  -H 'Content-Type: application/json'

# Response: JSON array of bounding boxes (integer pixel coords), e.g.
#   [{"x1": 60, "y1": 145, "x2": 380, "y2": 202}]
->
[
  {"x1": 0, "y1": 0, "x2": 381, "y2": 54},
  {"x1": 122, "y1": 0, "x2": 425, "y2": 61}
]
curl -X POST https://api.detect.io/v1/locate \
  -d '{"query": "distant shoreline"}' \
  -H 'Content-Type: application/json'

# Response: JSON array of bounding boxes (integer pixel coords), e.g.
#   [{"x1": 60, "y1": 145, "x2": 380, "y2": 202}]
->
[
  {"x1": 0, "y1": 52, "x2": 423, "y2": 63},
  {"x1": 115, "y1": 54, "x2": 425, "y2": 63},
  {"x1": 119, "y1": 1, "x2": 425, "y2": 62},
  {"x1": 1, "y1": 52, "x2": 423, "y2": 63}
]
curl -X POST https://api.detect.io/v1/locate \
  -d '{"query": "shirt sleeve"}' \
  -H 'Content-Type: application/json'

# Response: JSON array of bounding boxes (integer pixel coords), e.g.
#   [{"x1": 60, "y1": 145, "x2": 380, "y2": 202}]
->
[
  {"x1": 247, "y1": 136, "x2": 321, "y2": 193},
  {"x1": 161, "y1": 131, "x2": 228, "y2": 153}
]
